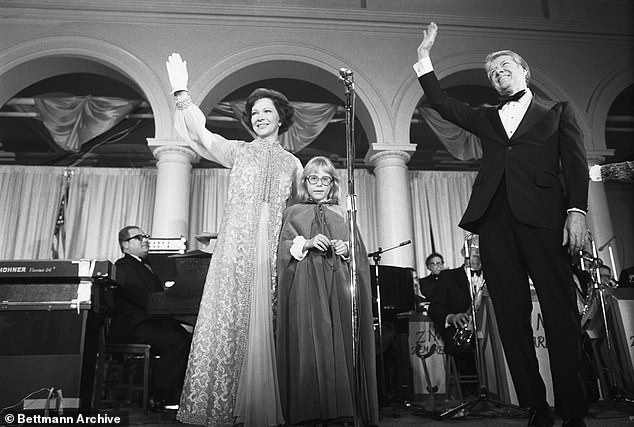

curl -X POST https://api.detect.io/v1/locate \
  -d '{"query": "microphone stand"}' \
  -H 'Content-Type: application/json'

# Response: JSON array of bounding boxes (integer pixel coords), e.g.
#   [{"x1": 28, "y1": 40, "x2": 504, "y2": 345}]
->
[
  {"x1": 368, "y1": 240, "x2": 411, "y2": 414},
  {"x1": 340, "y1": 67, "x2": 362, "y2": 427},
  {"x1": 440, "y1": 236, "x2": 526, "y2": 419}
]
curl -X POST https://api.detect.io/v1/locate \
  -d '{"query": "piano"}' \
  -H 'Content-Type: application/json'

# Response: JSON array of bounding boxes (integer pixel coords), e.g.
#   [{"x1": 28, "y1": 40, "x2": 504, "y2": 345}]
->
[
  {"x1": 0, "y1": 259, "x2": 115, "y2": 412},
  {"x1": 369, "y1": 264, "x2": 417, "y2": 318},
  {"x1": 146, "y1": 251, "x2": 210, "y2": 315},
  {"x1": 368, "y1": 264, "x2": 417, "y2": 404}
]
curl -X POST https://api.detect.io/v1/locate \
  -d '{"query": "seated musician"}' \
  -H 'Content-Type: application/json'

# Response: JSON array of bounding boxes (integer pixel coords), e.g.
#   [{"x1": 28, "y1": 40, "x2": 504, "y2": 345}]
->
[
  {"x1": 109, "y1": 225, "x2": 192, "y2": 411},
  {"x1": 428, "y1": 244, "x2": 481, "y2": 397},
  {"x1": 417, "y1": 252, "x2": 445, "y2": 303}
]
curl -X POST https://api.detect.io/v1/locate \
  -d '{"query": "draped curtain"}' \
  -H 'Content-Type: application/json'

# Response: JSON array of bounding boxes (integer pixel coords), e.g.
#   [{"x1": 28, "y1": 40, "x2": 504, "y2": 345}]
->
[
  {"x1": 0, "y1": 166, "x2": 155, "y2": 262},
  {"x1": 214, "y1": 100, "x2": 339, "y2": 153},
  {"x1": 187, "y1": 168, "x2": 378, "y2": 256},
  {"x1": 188, "y1": 168, "x2": 232, "y2": 251},
  {"x1": 418, "y1": 106, "x2": 482, "y2": 161},
  {"x1": 0, "y1": 166, "x2": 475, "y2": 275},
  {"x1": 0, "y1": 166, "x2": 65, "y2": 259},
  {"x1": 409, "y1": 170, "x2": 477, "y2": 273},
  {"x1": 29, "y1": 95, "x2": 141, "y2": 152}
]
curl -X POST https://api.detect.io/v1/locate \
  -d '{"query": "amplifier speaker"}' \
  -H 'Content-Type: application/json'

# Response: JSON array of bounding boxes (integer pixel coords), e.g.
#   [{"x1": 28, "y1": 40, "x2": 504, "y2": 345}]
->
[{"x1": 0, "y1": 309, "x2": 100, "y2": 411}]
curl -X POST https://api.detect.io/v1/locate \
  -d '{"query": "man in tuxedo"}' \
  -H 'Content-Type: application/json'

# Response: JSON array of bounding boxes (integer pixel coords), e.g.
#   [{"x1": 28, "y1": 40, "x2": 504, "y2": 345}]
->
[
  {"x1": 110, "y1": 225, "x2": 191, "y2": 409},
  {"x1": 414, "y1": 23, "x2": 589, "y2": 427},
  {"x1": 428, "y1": 245, "x2": 482, "y2": 395},
  {"x1": 418, "y1": 252, "x2": 444, "y2": 301}
]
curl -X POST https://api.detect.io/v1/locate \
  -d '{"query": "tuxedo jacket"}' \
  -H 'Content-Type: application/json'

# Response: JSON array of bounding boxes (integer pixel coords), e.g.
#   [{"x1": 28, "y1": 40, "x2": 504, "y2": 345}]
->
[
  {"x1": 427, "y1": 266, "x2": 473, "y2": 345},
  {"x1": 109, "y1": 253, "x2": 168, "y2": 339},
  {"x1": 419, "y1": 273, "x2": 439, "y2": 300},
  {"x1": 419, "y1": 72, "x2": 589, "y2": 233}
]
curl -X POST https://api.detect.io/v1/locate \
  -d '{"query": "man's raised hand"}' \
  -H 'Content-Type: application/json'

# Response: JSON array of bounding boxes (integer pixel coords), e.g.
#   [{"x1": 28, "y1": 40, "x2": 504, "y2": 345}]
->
[{"x1": 417, "y1": 21, "x2": 438, "y2": 60}]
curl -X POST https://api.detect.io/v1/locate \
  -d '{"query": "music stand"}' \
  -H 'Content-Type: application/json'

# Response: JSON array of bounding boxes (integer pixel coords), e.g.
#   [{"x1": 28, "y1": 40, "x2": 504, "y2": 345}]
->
[
  {"x1": 439, "y1": 236, "x2": 527, "y2": 419},
  {"x1": 367, "y1": 240, "x2": 412, "y2": 414}
]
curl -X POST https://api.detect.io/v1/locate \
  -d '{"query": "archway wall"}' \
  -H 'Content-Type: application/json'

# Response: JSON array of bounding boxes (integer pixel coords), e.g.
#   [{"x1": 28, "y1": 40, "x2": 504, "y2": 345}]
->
[
  {"x1": 1, "y1": 3, "x2": 631, "y2": 153},
  {"x1": 393, "y1": 31, "x2": 633, "y2": 152}
]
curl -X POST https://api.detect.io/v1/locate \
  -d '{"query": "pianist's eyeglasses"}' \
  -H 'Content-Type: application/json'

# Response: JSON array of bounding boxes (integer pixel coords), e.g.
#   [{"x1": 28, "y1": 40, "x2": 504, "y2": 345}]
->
[
  {"x1": 306, "y1": 175, "x2": 333, "y2": 186},
  {"x1": 125, "y1": 233, "x2": 150, "y2": 242}
]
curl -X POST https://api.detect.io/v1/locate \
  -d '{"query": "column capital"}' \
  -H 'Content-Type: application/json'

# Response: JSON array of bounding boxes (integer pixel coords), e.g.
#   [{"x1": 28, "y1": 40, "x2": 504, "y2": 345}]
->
[
  {"x1": 147, "y1": 138, "x2": 199, "y2": 164},
  {"x1": 585, "y1": 148, "x2": 615, "y2": 166},
  {"x1": 365, "y1": 143, "x2": 417, "y2": 168}
]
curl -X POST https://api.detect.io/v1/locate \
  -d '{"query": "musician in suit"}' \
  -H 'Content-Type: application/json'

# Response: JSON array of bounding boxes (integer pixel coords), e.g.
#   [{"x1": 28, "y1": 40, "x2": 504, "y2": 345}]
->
[
  {"x1": 418, "y1": 252, "x2": 444, "y2": 301},
  {"x1": 415, "y1": 23, "x2": 589, "y2": 427},
  {"x1": 110, "y1": 225, "x2": 192, "y2": 410},
  {"x1": 428, "y1": 246, "x2": 481, "y2": 395}
]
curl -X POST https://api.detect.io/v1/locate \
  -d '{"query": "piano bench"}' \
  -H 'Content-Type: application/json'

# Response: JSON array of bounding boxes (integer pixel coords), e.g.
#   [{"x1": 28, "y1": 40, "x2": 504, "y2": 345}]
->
[{"x1": 100, "y1": 343, "x2": 152, "y2": 414}]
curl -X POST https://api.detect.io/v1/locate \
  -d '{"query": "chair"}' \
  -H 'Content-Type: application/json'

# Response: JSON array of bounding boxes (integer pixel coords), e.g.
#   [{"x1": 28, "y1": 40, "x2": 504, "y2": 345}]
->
[
  {"x1": 99, "y1": 343, "x2": 152, "y2": 414},
  {"x1": 445, "y1": 354, "x2": 479, "y2": 401}
]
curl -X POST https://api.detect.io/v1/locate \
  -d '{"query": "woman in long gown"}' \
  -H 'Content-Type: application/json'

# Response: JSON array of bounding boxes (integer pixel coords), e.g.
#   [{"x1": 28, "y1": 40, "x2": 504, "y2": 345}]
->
[
  {"x1": 276, "y1": 156, "x2": 379, "y2": 426},
  {"x1": 166, "y1": 53, "x2": 302, "y2": 427}
]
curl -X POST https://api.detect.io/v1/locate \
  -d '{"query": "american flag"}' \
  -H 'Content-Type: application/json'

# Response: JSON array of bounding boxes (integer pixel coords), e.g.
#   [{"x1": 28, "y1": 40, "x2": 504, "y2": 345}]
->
[{"x1": 51, "y1": 169, "x2": 72, "y2": 259}]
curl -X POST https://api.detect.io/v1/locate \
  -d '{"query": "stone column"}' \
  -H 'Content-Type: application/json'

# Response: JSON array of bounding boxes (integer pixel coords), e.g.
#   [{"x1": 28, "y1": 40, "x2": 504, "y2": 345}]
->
[
  {"x1": 147, "y1": 138, "x2": 198, "y2": 238},
  {"x1": 366, "y1": 143, "x2": 417, "y2": 268},
  {"x1": 586, "y1": 151, "x2": 620, "y2": 275}
]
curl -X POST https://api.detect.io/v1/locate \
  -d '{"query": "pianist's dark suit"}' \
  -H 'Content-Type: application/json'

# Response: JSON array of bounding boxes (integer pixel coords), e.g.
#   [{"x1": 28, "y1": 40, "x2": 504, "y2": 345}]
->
[{"x1": 110, "y1": 254, "x2": 191, "y2": 404}]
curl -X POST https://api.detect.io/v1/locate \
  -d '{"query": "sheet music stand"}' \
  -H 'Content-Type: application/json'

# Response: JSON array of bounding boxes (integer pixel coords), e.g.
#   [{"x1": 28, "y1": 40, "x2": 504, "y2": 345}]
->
[{"x1": 367, "y1": 242, "x2": 413, "y2": 413}]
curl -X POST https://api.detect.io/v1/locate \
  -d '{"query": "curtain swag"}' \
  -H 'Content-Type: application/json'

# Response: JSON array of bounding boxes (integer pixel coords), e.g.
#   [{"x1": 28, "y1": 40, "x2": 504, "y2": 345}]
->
[
  {"x1": 418, "y1": 106, "x2": 483, "y2": 161},
  {"x1": 226, "y1": 100, "x2": 339, "y2": 153},
  {"x1": 33, "y1": 95, "x2": 141, "y2": 152}
]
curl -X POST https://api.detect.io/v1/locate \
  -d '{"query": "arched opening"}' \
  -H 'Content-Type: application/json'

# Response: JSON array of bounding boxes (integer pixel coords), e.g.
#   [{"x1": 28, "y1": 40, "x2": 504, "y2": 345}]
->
[
  {"x1": 0, "y1": 56, "x2": 155, "y2": 167},
  {"x1": 605, "y1": 84, "x2": 634, "y2": 163},
  {"x1": 1, "y1": 58, "x2": 376, "y2": 169},
  {"x1": 197, "y1": 78, "x2": 369, "y2": 168},
  {"x1": 408, "y1": 68, "x2": 556, "y2": 171}
]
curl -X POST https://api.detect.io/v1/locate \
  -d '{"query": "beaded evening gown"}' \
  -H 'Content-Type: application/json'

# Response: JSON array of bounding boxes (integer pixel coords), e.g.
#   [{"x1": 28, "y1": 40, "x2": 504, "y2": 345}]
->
[{"x1": 172, "y1": 100, "x2": 301, "y2": 427}]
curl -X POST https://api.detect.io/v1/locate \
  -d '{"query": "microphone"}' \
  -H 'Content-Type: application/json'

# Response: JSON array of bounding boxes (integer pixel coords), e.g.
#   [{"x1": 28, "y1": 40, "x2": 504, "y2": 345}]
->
[
  {"x1": 367, "y1": 240, "x2": 411, "y2": 257},
  {"x1": 339, "y1": 68, "x2": 353, "y2": 79},
  {"x1": 339, "y1": 68, "x2": 353, "y2": 84},
  {"x1": 598, "y1": 235, "x2": 616, "y2": 251},
  {"x1": 367, "y1": 248, "x2": 382, "y2": 258}
]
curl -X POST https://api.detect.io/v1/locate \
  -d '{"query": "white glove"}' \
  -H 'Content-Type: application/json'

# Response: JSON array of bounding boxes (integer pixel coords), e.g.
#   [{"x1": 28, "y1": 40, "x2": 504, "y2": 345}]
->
[
  {"x1": 166, "y1": 53, "x2": 189, "y2": 94},
  {"x1": 589, "y1": 164, "x2": 602, "y2": 182}
]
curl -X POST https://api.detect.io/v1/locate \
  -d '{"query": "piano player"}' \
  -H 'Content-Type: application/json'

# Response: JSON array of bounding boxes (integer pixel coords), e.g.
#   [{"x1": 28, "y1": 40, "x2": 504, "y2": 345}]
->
[{"x1": 109, "y1": 225, "x2": 192, "y2": 411}]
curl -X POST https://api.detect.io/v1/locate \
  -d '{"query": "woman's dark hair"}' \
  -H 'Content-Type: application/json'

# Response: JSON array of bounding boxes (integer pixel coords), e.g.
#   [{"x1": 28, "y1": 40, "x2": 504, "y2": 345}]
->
[{"x1": 242, "y1": 88, "x2": 294, "y2": 135}]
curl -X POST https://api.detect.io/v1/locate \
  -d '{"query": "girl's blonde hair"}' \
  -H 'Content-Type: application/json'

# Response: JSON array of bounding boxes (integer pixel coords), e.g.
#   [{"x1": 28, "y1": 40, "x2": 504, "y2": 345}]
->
[{"x1": 294, "y1": 156, "x2": 340, "y2": 203}]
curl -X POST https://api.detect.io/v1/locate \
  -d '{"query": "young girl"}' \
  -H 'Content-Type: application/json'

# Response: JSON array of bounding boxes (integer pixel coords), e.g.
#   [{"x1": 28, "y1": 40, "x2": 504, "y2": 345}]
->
[{"x1": 276, "y1": 156, "x2": 378, "y2": 426}]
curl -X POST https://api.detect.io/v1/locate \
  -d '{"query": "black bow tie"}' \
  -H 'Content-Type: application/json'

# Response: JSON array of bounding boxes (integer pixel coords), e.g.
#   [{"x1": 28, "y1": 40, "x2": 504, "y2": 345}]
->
[
  {"x1": 471, "y1": 270, "x2": 482, "y2": 277},
  {"x1": 498, "y1": 89, "x2": 526, "y2": 108}
]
